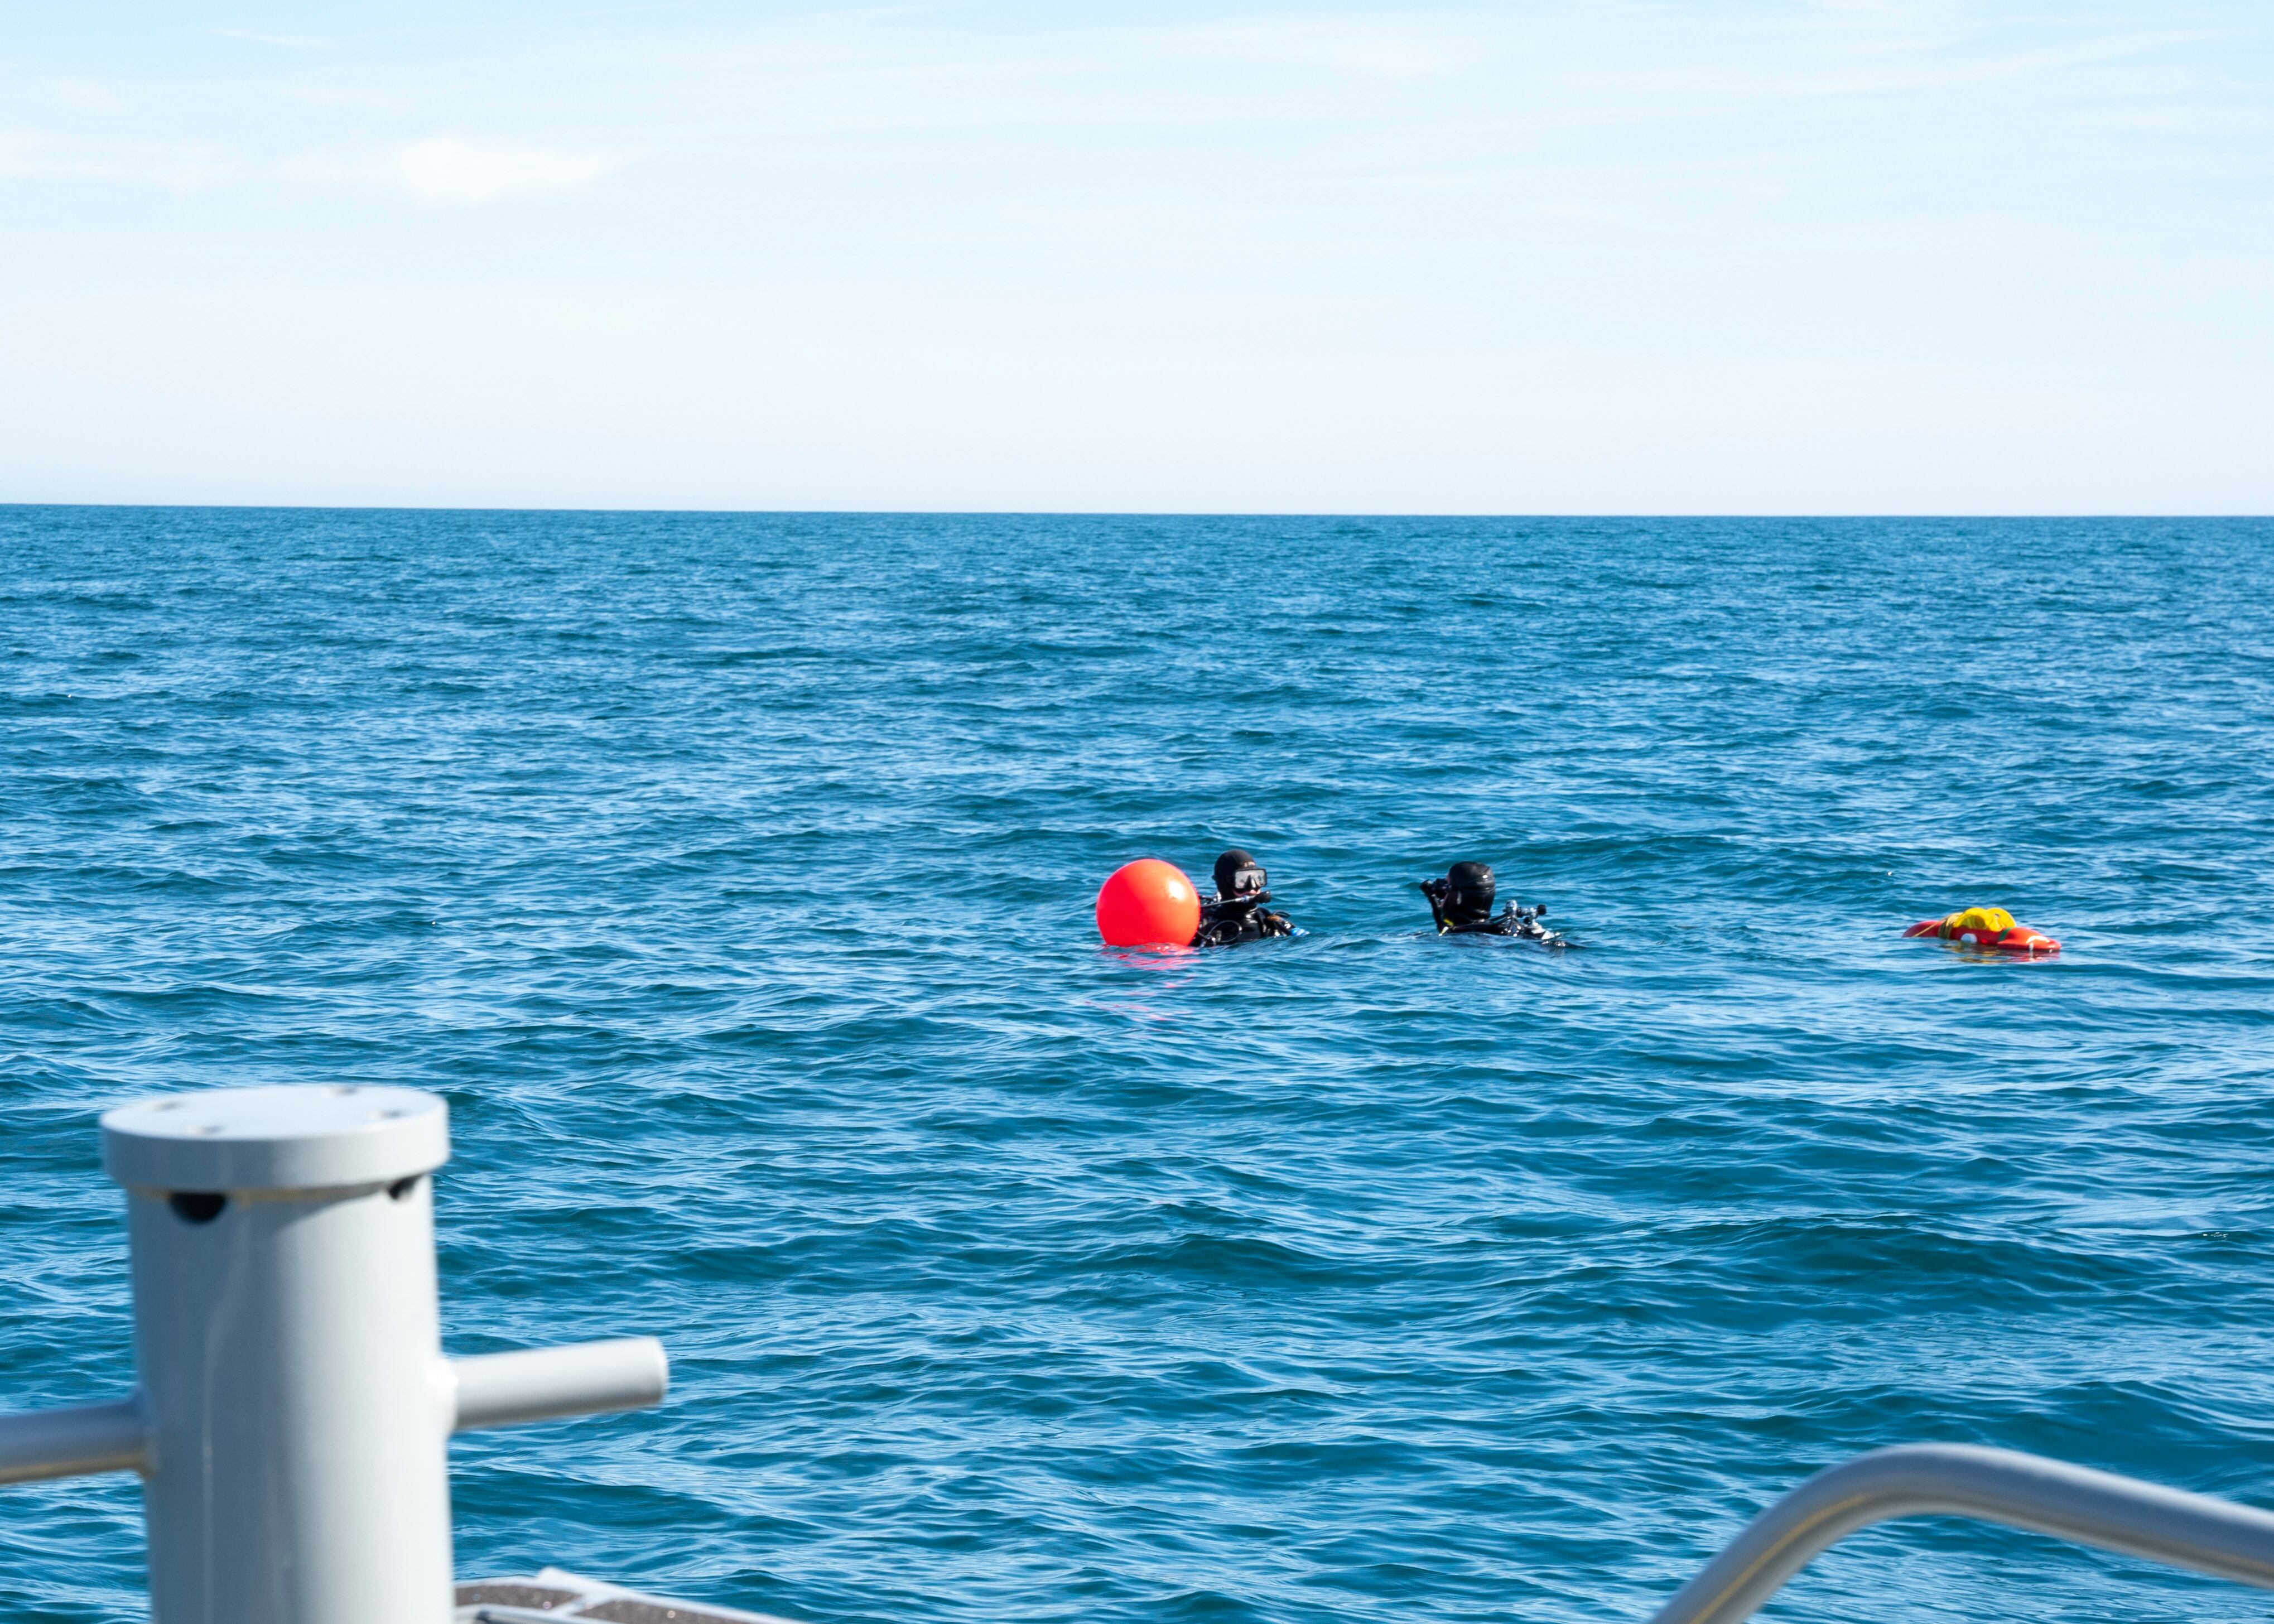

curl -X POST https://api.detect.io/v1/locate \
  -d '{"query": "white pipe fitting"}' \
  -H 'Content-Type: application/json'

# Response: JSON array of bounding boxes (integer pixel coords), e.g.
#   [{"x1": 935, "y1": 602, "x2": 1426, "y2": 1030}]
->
[
  {"x1": 451, "y1": 1338, "x2": 670, "y2": 1432},
  {"x1": 0, "y1": 1397, "x2": 147, "y2": 1486}
]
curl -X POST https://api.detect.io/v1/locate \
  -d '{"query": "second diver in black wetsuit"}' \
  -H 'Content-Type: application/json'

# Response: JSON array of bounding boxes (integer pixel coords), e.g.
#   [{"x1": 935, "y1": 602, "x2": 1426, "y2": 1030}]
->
[
  {"x1": 1420, "y1": 860, "x2": 1569, "y2": 946},
  {"x1": 1193, "y1": 849, "x2": 1294, "y2": 946}
]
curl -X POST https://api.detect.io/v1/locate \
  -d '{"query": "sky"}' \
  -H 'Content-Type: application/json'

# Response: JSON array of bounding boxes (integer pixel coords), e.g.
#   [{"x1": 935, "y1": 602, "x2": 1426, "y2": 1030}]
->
[{"x1": 1, "y1": 2, "x2": 2269, "y2": 513}]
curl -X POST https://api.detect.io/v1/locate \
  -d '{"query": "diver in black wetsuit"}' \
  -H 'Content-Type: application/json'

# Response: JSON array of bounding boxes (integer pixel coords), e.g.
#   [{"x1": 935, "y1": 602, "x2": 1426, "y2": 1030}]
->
[
  {"x1": 1193, "y1": 849, "x2": 1294, "y2": 946},
  {"x1": 1420, "y1": 861, "x2": 1567, "y2": 945}
]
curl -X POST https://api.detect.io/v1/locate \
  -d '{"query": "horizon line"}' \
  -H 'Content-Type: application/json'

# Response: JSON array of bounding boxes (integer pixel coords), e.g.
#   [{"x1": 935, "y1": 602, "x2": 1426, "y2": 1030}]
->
[{"x1": 4, "y1": 503, "x2": 2270, "y2": 522}]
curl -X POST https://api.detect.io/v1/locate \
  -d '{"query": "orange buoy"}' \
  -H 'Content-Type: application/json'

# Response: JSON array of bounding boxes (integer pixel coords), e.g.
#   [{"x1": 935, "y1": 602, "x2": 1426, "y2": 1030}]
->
[
  {"x1": 1096, "y1": 859, "x2": 1201, "y2": 948},
  {"x1": 1903, "y1": 907, "x2": 2059, "y2": 955}
]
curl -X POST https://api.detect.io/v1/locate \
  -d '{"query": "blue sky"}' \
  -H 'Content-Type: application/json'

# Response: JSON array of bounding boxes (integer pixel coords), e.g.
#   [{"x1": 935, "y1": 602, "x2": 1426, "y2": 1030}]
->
[{"x1": 2, "y1": 2, "x2": 2268, "y2": 512}]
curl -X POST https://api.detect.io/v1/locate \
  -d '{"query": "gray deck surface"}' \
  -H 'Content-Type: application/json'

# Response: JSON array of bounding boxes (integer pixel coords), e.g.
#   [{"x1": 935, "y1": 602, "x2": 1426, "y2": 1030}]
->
[{"x1": 455, "y1": 1567, "x2": 799, "y2": 1624}]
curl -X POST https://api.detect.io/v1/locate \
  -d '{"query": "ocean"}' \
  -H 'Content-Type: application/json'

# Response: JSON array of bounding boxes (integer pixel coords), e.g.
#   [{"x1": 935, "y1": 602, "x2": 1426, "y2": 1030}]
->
[{"x1": 3, "y1": 508, "x2": 2271, "y2": 1623}]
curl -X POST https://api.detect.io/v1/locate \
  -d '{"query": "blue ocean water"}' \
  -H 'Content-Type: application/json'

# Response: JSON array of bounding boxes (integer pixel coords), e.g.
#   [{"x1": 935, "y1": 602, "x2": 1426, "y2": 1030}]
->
[{"x1": 2, "y1": 508, "x2": 2272, "y2": 1624}]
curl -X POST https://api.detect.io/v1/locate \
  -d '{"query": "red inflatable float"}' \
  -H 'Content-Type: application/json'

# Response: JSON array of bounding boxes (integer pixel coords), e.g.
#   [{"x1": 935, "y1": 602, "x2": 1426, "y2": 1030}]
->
[
  {"x1": 1904, "y1": 907, "x2": 2059, "y2": 956},
  {"x1": 1096, "y1": 859, "x2": 1201, "y2": 949}
]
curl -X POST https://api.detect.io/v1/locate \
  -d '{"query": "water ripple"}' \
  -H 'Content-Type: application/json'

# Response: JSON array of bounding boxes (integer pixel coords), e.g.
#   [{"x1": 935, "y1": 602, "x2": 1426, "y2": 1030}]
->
[{"x1": 1, "y1": 510, "x2": 2271, "y2": 1624}]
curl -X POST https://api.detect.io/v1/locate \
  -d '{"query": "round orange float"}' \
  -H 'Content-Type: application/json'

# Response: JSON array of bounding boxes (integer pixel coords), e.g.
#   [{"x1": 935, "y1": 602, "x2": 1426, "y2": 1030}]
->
[{"x1": 1095, "y1": 859, "x2": 1201, "y2": 948}]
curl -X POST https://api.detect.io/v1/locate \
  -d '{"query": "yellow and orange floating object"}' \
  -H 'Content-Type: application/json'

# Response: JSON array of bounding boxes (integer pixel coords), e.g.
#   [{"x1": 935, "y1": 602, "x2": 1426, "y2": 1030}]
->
[{"x1": 1904, "y1": 906, "x2": 2059, "y2": 956}]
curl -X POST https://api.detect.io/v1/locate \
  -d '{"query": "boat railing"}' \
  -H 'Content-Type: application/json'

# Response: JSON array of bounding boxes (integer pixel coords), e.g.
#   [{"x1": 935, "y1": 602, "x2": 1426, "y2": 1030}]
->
[{"x1": 1647, "y1": 1442, "x2": 2274, "y2": 1623}]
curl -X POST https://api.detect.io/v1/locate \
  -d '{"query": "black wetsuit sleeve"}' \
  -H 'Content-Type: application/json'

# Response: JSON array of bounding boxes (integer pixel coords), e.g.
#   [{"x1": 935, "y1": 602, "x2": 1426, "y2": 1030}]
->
[{"x1": 1194, "y1": 899, "x2": 1251, "y2": 947}]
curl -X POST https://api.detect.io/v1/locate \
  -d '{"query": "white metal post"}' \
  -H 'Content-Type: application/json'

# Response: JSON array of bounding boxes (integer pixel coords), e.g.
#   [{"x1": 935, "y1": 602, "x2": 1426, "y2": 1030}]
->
[
  {"x1": 0, "y1": 1085, "x2": 669, "y2": 1624},
  {"x1": 107, "y1": 1086, "x2": 459, "y2": 1624}
]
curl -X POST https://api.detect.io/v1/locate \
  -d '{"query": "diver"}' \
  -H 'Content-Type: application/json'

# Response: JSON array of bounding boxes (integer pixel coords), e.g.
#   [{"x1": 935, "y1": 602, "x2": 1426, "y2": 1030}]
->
[
  {"x1": 1192, "y1": 849, "x2": 1294, "y2": 946},
  {"x1": 1420, "y1": 861, "x2": 1568, "y2": 946}
]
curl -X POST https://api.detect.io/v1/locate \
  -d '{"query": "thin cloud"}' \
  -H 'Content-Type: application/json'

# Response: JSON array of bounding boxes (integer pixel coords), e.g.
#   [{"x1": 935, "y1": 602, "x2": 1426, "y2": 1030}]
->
[
  {"x1": 283, "y1": 137, "x2": 626, "y2": 205},
  {"x1": 0, "y1": 127, "x2": 621, "y2": 205},
  {"x1": 212, "y1": 28, "x2": 331, "y2": 49},
  {"x1": 52, "y1": 79, "x2": 132, "y2": 115},
  {"x1": 1125, "y1": 17, "x2": 1478, "y2": 79},
  {"x1": 0, "y1": 129, "x2": 239, "y2": 191},
  {"x1": 393, "y1": 136, "x2": 622, "y2": 204}
]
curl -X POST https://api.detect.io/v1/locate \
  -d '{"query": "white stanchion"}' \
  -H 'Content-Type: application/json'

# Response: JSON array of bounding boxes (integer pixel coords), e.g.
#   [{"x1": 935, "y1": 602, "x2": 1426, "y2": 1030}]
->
[{"x1": 0, "y1": 1085, "x2": 668, "y2": 1624}]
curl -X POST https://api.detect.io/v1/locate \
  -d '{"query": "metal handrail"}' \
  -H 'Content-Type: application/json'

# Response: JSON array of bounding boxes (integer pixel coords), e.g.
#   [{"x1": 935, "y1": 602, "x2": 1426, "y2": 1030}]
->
[
  {"x1": 1646, "y1": 1444, "x2": 2274, "y2": 1624},
  {"x1": 0, "y1": 1398, "x2": 146, "y2": 1486}
]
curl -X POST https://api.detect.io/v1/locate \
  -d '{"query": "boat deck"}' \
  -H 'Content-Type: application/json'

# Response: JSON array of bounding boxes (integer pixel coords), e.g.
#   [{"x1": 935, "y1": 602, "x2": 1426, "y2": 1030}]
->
[{"x1": 456, "y1": 1568, "x2": 798, "y2": 1624}]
